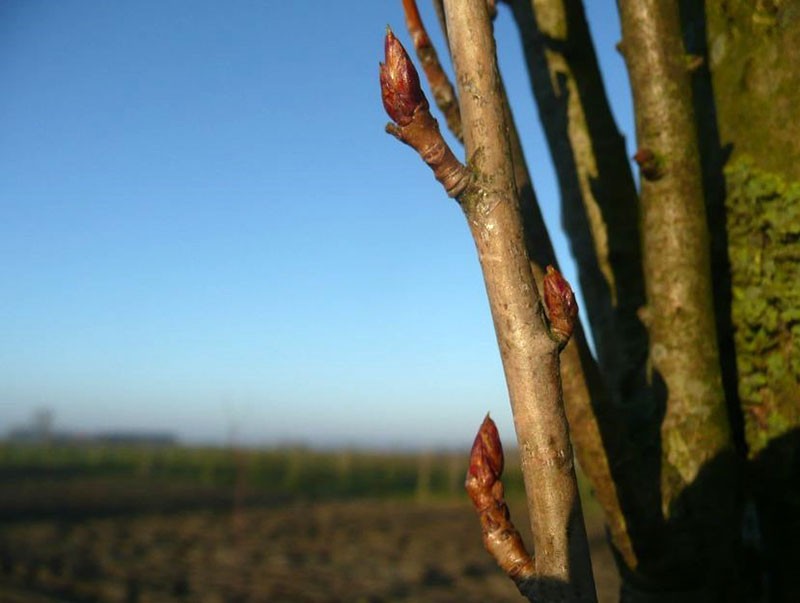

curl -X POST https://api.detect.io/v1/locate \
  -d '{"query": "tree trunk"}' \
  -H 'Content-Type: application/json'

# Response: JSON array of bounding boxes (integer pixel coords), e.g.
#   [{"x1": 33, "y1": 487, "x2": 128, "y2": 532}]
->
[{"x1": 703, "y1": 3, "x2": 800, "y2": 600}]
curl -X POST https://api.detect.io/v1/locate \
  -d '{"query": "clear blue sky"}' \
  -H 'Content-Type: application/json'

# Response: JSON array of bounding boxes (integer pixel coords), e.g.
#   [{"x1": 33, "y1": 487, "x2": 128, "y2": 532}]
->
[{"x1": 0, "y1": 1, "x2": 634, "y2": 448}]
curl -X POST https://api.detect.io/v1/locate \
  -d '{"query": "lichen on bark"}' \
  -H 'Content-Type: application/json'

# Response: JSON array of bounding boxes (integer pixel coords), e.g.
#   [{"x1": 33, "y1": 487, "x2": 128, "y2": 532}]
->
[
  {"x1": 725, "y1": 156, "x2": 800, "y2": 457},
  {"x1": 706, "y1": 1, "x2": 800, "y2": 181}
]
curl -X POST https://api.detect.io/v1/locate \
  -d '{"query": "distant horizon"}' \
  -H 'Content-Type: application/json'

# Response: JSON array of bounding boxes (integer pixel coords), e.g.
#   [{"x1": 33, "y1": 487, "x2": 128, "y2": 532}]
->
[
  {"x1": 1, "y1": 2, "x2": 633, "y2": 448},
  {"x1": 3, "y1": 407, "x2": 513, "y2": 452}
]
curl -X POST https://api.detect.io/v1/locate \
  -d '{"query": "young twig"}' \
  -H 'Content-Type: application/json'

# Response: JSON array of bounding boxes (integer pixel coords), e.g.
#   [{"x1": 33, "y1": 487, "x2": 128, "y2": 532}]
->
[
  {"x1": 381, "y1": 17, "x2": 595, "y2": 600},
  {"x1": 380, "y1": 28, "x2": 470, "y2": 198},
  {"x1": 401, "y1": 0, "x2": 462, "y2": 142},
  {"x1": 402, "y1": 0, "x2": 636, "y2": 571},
  {"x1": 506, "y1": 0, "x2": 661, "y2": 572},
  {"x1": 441, "y1": 1, "x2": 596, "y2": 597}
]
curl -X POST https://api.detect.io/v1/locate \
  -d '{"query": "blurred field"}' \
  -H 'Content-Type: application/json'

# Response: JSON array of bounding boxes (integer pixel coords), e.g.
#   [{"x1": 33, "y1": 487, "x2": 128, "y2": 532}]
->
[{"x1": 0, "y1": 443, "x2": 619, "y2": 602}]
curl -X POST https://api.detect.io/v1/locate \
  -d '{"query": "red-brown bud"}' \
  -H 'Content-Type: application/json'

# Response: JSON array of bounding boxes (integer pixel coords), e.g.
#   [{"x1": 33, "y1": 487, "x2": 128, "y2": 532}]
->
[
  {"x1": 380, "y1": 27, "x2": 427, "y2": 126},
  {"x1": 467, "y1": 414, "x2": 504, "y2": 489},
  {"x1": 543, "y1": 265, "x2": 578, "y2": 347},
  {"x1": 633, "y1": 147, "x2": 664, "y2": 181}
]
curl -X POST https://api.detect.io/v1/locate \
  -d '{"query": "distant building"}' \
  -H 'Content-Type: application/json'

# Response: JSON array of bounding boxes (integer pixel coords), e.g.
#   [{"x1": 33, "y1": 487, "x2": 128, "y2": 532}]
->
[{"x1": 5, "y1": 410, "x2": 177, "y2": 446}]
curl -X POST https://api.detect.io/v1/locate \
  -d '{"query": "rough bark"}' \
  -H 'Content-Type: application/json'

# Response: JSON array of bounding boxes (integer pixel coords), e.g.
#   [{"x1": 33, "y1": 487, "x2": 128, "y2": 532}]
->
[
  {"x1": 618, "y1": 0, "x2": 741, "y2": 598},
  {"x1": 442, "y1": 0, "x2": 596, "y2": 598},
  {"x1": 702, "y1": 5, "x2": 800, "y2": 601}
]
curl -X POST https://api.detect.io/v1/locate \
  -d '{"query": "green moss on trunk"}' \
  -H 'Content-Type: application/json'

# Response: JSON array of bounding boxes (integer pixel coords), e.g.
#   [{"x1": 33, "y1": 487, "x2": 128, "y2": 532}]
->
[
  {"x1": 725, "y1": 157, "x2": 800, "y2": 457},
  {"x1": 706, "y1": 2, "x2": 800, "y2": 180}
]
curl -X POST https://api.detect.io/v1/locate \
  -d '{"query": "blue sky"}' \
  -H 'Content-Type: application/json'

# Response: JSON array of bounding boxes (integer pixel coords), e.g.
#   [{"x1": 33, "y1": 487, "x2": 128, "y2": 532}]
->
[{"x1": 0, "y1": 1, "x2": 634, "y2": 448}]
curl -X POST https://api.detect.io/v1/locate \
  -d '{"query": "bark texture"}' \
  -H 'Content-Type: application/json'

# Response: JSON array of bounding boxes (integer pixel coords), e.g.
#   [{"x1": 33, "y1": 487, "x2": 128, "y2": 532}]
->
[
  {"x1": 703, "y1": 4, "x2": 800, "y2": 600},
  {"x1": 506, "y1": 0, "x2": 653, "y2": 573},
  {"x1": 618, "y1": 0, "x2": 740, "y2": 597},
  {"x1": 442, "y1": 0, "x2": 596, "y2": 598},
  {"x1": 401, "y1": 2, "x2": 632, "y2": 588}
]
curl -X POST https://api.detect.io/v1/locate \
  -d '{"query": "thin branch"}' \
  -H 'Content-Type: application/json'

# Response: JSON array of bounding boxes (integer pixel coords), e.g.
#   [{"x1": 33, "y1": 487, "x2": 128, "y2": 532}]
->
[
  {"x1": 382, "y1": 10, "x2": 627, "y2": 595},
  {"x1": 431, "y1": 0, "x2": 449, "y2": 46},
  {"x1": 441, "y1": 1, "x2": 596, "y2": 598},
  {"x1": 401, "y1": 0, "x2": 636, "y2": 579},
  {"x1": 507, "y1": 0, "x2": 647, "y2": 412},
  {"x1": 402, "y1": 0, "x2": 462, "y2": 142},
  {"x1": 617, "y1": 0, "x2": 732, "y2": 512},
  {"x1": 507, "y1": 0, "x2": 662, "y2": 572},
  {"x1": 380, "y1": 28, "x2": 470, "y2": 198}
]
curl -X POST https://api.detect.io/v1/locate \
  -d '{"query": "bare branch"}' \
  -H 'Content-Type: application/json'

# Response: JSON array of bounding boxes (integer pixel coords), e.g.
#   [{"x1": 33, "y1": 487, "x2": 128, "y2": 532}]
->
[
  {"x1": 380, "y1": 29, "x2": 470, "y2": 198},
  {"x1": 618, "y1": 0, "x2": 732, "y2": 510},
  {"x1": 507, "y1": 0, "x2": 647, "y2": 413},
  {"x1": 442, "y1": 0, "x2": 595, "y2": 598}
]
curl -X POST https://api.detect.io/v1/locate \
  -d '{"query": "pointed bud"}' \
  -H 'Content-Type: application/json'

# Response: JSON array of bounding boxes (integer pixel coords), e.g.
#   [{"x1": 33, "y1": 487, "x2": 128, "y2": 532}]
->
[
  {"x1": 467, "y1": 414, "x2": 504, "y2": 488},
  {"x1": 380, "y1": 27, "x2": 427, "y2": 126},
  {"x1": 543, "y1": 265, "x2": 579, "y2": 347}
]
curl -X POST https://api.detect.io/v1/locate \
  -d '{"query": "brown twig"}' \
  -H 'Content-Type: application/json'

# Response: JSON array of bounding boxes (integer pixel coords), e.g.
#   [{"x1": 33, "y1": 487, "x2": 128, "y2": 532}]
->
[
  {"x1": 380, "y1": 16, "x2": 599, "y2": 600},
  {"x1": 401, "y1": 0, "x2": 462, "y2": 142},
  {"x1": 506, "y1": 0, "x2": 647, "y2": 420},
  {"x1": 618, "y1": 0, "x2": 732, "y2": 510},
  {"x1": 441, "y1": 1, "x2": 596, "y2": 598},
  {"x1": 465, "y1": 415, "x2": 536, "y2": 598},
  {"x1": 618, "y1": 0, "x2": 740, "y2": 594},
  {"x1": 506, "y1": 0, "x2": 651, "y2": 571},
  {"x1": 410, "y1": 0, "x2": 636, "y2": 573},
  {"x1": 380, "y1": 28, "x2": 470, "y2": 198}
]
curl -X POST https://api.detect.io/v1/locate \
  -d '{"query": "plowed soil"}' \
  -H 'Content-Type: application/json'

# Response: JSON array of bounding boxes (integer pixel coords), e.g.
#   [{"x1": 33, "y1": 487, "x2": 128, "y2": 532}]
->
[{"x1": 0, "y1": 498, "x2": 619, "y2": 602}]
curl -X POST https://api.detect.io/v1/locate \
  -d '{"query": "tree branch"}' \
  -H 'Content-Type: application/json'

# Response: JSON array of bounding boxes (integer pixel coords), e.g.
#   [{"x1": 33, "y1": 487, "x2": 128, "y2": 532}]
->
[
  {"x1": 399, "y1": 0, "x2": 637, "y2": 577},
  {"x1": 380, "y1": 28, "x2": 470, "y2": 198},
  {"x1": 617, "y1": 7, "x2": 743, "y2": 596},
  {"x1": 441, "y1": 1, "x2": 595, "y2": 598},
  {"x1": 507, "y1": 0, "x2": 648, "y2": 412},
  {"x1": 618, "y1": 0, "x2": 732, "y2": 514}
]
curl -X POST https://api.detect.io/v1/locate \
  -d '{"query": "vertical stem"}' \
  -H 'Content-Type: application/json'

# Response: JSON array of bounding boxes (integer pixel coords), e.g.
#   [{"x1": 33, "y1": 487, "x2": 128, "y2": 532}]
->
[
  {"x1": 618, "y1": 0, "x2": 731, "y2": 515},
  {"x1": 443, "y1": 0, "x2": 595, "y2": 598},
  {"x1": 508, "y1": 0, "x2": 647, "y2": 408},
  {"x1": 618, "y1": 0, "x2": 741, "y2": 596}
]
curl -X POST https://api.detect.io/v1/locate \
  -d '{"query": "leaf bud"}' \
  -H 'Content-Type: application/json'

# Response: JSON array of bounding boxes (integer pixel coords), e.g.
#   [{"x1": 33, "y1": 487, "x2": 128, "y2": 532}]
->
[
  {"x1": 543, "y1": 265, "x2": 579, "y2": 347},
  {"x1": 379, "y1": 27, "x2": 428, "y2": 126},
  {"x1": 466, "y1": 414, "x2": 504, "y2": 490}
]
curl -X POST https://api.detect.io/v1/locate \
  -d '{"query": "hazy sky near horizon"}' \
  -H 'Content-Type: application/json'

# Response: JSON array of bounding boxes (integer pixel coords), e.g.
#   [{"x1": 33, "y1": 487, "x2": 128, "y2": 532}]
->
[{"x1": 1, "y1": 1, "x2": 635, "y2": 448}]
